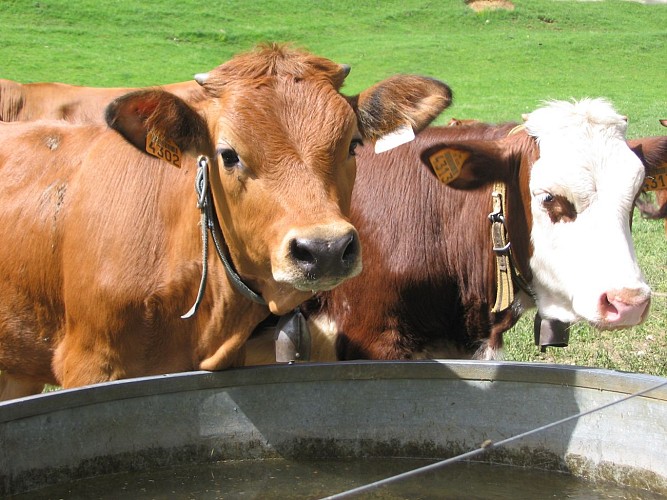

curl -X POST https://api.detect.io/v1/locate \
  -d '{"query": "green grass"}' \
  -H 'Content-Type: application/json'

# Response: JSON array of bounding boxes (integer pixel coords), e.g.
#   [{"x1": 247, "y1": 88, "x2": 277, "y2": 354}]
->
[
  {"x1": 1, "y1": 0, "x2": 666, "y2": 376},
  {"x1": 1, "y1": 0, "x2": 665, "y2": 134}
]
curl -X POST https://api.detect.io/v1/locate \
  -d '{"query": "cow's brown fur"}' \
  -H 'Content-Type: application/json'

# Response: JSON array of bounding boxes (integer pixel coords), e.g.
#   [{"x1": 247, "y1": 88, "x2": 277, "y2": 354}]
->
[
  {"x1": 0, "y1": 44, "x2": 452, "y2": 400},
  {"x1": 300, "y1": 122, "x2": 532, "y2": 360}
]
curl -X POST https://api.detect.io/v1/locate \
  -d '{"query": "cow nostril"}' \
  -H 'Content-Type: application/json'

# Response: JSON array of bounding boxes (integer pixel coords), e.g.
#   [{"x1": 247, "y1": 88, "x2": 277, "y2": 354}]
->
[
  {"x1": 599, "y1": 293, "x2": 619, "y2": 318},
  {"x1": 341, "y1": 232, "x2": 359, "y2": 265},
  {"x1": 289, "y1": 231, "x2": 360, "y2": 280},
  {"x1": 290, "y1": 239, "x2": 317, "y2": 268}
]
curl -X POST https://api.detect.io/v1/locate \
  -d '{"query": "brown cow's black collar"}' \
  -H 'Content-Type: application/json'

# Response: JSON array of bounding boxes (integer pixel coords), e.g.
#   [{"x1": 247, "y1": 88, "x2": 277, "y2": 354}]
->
[{"x1": 182, "y1": 156, "x2": 266, "y2": 319}]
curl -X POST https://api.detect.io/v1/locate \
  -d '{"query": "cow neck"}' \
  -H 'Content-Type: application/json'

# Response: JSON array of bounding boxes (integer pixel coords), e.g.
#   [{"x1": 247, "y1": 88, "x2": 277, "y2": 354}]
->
[
  {"x1": 182, "y1": 156, "x2": 266, "y2": 319},
  {"x1": 488, "y1": 130, "x2": 536, "y2": 313}
]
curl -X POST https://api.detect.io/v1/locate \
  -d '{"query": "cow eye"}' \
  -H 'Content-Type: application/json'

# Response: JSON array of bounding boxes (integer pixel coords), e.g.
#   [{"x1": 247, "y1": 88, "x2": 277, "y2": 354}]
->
[
  {"x1": 538, "y1": 192, "x2": 578, "y2": 223},
  {"x1": 541, "y1": 193, "x2": 555, "y2": 204},
  {"x1": 219, "y1": 148, "x2": 240, "y2": 169},
  {"x1": 349, "y1": 138, "x2": 363, "y2": 157}
]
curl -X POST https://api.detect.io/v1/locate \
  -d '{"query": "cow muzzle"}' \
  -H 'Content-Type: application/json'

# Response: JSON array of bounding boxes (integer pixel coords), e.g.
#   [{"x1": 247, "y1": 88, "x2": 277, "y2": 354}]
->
[
  {"x1": 273, "y1": 223, "x2": 362, "y2": 291},
  {"x1": 597, "y1": 287, "x2": 651, "y2": 329}
]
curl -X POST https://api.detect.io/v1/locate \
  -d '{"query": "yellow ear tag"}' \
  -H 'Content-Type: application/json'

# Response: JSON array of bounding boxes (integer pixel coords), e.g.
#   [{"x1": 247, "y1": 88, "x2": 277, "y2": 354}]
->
[
  {"x1": 642, "y1": 162, "x2": 667, "y2": 192},
  {"x1": 428, "y1": 148, "x2": 469, "y2": 184},
  {"x1": 145, "y1": 131, "x2": 182, "y2": 168}
]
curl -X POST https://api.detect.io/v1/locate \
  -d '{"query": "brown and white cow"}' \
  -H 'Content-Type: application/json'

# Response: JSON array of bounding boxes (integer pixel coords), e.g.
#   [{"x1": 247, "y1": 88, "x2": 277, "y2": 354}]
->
[
  {"x1": 635, "y1": 119, "x2": 667, "y2": 235},
  {"x1": 0, "y1": 77, "x2": 203, "y2": 123},
  {"x1": 246, "y1": 98, "x2": 658, "y2": 364},
  {"x1": 0, "y1": 43, "x2": 452, "y2": 400}
]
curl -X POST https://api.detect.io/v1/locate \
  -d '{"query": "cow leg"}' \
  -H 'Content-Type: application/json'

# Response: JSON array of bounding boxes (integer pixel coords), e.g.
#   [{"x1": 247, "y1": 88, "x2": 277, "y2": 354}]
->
[
  {"x1": 476, "y1": 308, "x2": 520, "y2": 360},
  {"x1": 0, "y1": 372, "x2": 45, "y2": 401},
  {"x1": 199, "y1": 302, "x2": 270, "y2": 371},
  {"x1": 52, "y1": 330, "x2": 116, "y2": 388},
  {"x1": 200, "y1": 333, "x2": 254, "y2": 371},
  {"x1": 243, "y1": 326, "x2": 279, "y2": 366}
]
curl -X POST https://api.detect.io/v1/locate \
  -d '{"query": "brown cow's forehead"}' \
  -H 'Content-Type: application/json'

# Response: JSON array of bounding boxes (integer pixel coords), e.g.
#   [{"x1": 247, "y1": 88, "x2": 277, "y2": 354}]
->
[
  {"x1": 203, "y1": 44, "x2": 348, "y2": 93},
  {"x1": 211, "y1": 78, "x2": 357, "y2": 175},
  {"x1": 196, "y1": 44, "x2": 358, "y2": 174}
]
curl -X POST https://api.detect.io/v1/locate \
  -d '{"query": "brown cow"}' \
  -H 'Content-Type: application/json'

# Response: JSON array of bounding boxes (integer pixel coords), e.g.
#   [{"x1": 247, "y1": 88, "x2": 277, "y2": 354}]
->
[
  {"x1": 246, "y1": 99, "x2": 660, "y2": 364},
  {"x1": 635, "y1": 119, "x2": 667, "y2": 235},
  {"x1": 0, "y1": 77, "x2": 203, "y2": 123},
  {"x1": 0, "y1": 43, "x2": 452, "y2": 400}
]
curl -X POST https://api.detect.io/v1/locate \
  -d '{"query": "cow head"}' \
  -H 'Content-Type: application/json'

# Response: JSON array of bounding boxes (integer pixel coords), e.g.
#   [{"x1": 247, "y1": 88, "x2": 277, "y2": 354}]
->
[
  {"x1": 421, "y1": 99, "x2": 651, "y2": 329},
  {"x1": 629, "y1": 130, "x2": 667, "y2": 222},
  {"x1": 107, "y1": 44, "x2": 452, "y2": 315}
]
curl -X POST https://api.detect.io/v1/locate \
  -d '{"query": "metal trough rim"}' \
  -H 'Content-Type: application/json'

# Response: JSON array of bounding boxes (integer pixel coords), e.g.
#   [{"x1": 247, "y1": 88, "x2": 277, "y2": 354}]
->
[
  {"x1": 2, "y1": 360, "x2": 666, "y2": 422},
  {"x1": 3, "y1": 360, "x2": 667, "y2": 497}
]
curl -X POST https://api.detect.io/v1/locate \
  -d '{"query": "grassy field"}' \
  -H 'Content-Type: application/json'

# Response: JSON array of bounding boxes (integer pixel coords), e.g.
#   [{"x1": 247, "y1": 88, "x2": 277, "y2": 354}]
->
[
  {"x1": 1, "y1": 0, "x2": 666, "y2": 376},
  {"x1": 1, "y1": 0, "x2": 666, "y2": 134}
]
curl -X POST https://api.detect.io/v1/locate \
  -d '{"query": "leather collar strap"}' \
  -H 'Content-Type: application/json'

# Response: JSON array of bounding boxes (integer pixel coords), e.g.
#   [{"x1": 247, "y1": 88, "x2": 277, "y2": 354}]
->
[
  {"x1": 488, "y1": 182, "x2": 535, "y2": 313},
  {"x1": 182, "y1": 156, "x2": 266, "y2": 319},
  {"x1": 489, "y1": 182, "x2": 514, "y2": 313}
]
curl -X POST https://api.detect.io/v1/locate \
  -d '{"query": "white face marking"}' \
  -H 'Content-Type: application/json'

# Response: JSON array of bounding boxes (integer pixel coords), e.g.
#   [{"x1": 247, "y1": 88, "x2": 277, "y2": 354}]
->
[{"x1": 525, "y1": 99, "x2": 650, "y2": 328}]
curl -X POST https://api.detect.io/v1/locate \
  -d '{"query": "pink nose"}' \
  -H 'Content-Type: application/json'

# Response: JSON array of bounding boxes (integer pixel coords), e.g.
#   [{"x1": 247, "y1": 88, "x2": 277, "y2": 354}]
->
[{"x1": 599, "y1": 289, "x2": 651, "y2": 327}]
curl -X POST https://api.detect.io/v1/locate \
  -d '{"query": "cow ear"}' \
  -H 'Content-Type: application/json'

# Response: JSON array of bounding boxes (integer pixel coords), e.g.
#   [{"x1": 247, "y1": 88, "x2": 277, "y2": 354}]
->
[
  {"x1": 628, "y1": 136, "x2": 667, "y2": 172},
  {"x1": 106, "y1": 89, "x2": 210, "y2": 158},
  {"x1": 420, "y1": 140, "x2": 510, "y2": 189},
  {"x1": 351, "y1": 75, "x2": 452, "y2": 145}
]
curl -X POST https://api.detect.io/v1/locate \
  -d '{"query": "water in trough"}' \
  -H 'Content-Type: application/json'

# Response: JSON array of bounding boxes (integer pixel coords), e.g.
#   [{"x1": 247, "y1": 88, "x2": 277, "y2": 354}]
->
[{"x1": 11, "y1": 458, "x2": 664, "y2": 499}]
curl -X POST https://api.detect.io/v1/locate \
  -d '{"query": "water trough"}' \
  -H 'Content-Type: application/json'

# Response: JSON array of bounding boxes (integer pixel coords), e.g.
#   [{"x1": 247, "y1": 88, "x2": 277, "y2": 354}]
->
[{"x1": 1, "y1": 360, "x2": 666, "y2": 497}]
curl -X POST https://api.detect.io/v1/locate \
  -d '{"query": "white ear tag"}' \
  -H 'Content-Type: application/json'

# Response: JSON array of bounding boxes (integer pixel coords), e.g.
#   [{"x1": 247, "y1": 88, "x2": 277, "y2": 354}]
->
[{"x1": 374, "y1": 124, "x2": 415, "y2": 154}]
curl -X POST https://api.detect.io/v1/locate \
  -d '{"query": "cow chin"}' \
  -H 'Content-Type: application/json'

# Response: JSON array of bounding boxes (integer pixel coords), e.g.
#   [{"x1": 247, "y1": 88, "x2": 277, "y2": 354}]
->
[
  {"x1": 289, "y1": 274, "x2": 360, "y2": 293},
  {"x1": 267, "y1": 264, "x2": 362, "y2": 315},
  {"x1": 535, "y1": 298, "x2": 579, "y2": 327},
  {"x1": 273, "y1": 256, "x2": 362, "y2": 287},
  {"x1": 265, "y1": 287, "x2": 315, "y2": 316}
]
